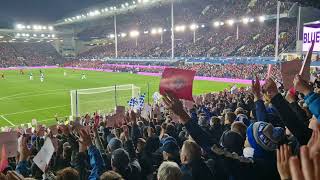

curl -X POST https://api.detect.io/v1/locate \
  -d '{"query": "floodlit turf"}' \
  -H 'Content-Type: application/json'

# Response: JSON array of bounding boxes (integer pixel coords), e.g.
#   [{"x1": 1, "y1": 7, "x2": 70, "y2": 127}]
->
[{"x1": 0, "y1": 68, "x2": 246, "y2": 127}]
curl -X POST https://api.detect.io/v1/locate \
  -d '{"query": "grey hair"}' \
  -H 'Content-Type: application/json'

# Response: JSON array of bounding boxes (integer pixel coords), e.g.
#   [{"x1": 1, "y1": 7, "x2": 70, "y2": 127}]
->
[{"x1": 157, "y1": 161, "x2": 182, "y2": 180}]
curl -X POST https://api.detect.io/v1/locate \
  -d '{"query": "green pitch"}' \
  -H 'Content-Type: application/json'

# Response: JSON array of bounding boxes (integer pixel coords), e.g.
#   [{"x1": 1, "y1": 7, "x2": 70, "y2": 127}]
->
[{"x1": 0, "y1": 68, "x2": 246, "y2": 128}]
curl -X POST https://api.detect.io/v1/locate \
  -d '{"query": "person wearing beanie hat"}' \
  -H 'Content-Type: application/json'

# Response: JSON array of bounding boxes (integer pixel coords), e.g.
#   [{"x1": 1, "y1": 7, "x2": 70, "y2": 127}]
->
[
  {"x1": 246, "y1": 121, "x2": 284, "y2": 158},
  {"x1": 111, "y1": 148, "x2": 140, "y2": 180},
  {"x1": 160, "y1": 136, "x2": 180, "y2": 164},
  {"x1": 108, "y1": 138, "x2": 123, "y2": 153},
  {"x1": 220, "y1": 130, "x2": 244, "y2": 155},
  {"x1": 235, "y1": 114, "x2": 251, "y2": 127}
]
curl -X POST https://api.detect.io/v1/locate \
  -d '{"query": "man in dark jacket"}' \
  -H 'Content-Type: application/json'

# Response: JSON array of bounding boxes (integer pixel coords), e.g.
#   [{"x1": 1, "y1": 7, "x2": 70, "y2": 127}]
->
[{"x1": 180, "y1": 140, "x2": 214, "y2": 180}]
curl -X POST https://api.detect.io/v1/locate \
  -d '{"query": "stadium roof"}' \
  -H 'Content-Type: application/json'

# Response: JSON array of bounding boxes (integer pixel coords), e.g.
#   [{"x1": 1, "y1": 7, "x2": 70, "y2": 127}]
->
[{"x1": 0, "y1": 0, "x2": 106, "y2": 24}]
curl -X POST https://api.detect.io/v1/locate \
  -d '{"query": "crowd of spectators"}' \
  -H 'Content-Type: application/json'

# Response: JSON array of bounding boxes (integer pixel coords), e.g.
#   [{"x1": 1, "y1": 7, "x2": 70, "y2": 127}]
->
[
  {"x1": 77, "y1": 0, "x2": 295, "y2": 58},
  {"x1": 0, "y1": 42, "x2": 64, "y2": 68},
  {"x1": 1, "y1": 72, "x2": 320, "y2": 180},
  {"x1": 65, "y1": 60, "x2": 281, "y2": 80}
]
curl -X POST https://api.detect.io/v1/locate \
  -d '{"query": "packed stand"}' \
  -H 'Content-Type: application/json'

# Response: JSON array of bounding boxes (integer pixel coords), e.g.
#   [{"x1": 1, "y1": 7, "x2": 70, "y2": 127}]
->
[
  {"x1": 77, "y1": 0, "x2": 295, "y2": 58},
  {"x1": 0, "y1": 42, "x2": 64, "y2": 68},
  {"x1": 66, "y1": 60, "x2": 281, "y2": 80}
]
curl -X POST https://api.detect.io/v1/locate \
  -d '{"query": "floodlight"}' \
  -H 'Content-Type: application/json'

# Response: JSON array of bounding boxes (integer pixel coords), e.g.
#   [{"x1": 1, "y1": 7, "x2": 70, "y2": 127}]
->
[
  {"x1": 76, "y1": 15, "x2": 81, "y2": 19},
  {"x1": 143, "y1": 0, "x2": 149, "y2": 3},
  {"x1": 105, "y1": 8, "x2": 108, "y2": 11},
  {"x1": 190, "y1": 24, "x2": 198, "y2": 30},
  {"x1": 163, "y1": 29, "x2": 167, "y2": 32},
  {"x1": 151, "y1": 28, "x2": 157, "y2": 34},
  {"x1": 72, "y1": 17, "x2": 76, "y2": 20},
  {"x1": 48, "y1": 35, "x2": 51, "y2": 38},
  {"x1": 109, "y1": 34, "x2": 115, "y2": 38},
  {"x1": 158, "y1": 28, "x2": 163, "y2": 33},
  {"x1": 0, "y1": 36, "x2": 4, "y2": 39},
  {"x1": 227, "y1": 20, "x2": 234, "y2": 26},
  {"x1": 213, "y1": 21, "x2": 220, "y2": 27},
  {"x1": 133, "y1": 1, "x2": 136, "y2": 4},
  {"x1": 11, "y1": 39, "x2": 15, "y2": 40},
  {"x1": 129, "y1": 30, "x2": 140, "y2": 37},
  {"x1": 42, "y1": 26, "x2": 47, "y2": 30},
  {"x1": 25, "y1": 34, "x2": 30, "y2": 37},
  {"x1": 220, "y1": 22, "x2": 224, "y2": 26},
  {"x1": 201, "y1": 24, "x2": 205, "y2": 28},
  {"x1": 33, "y1": 34, "x2": 37, "y2": 37},
  {"x1": 24, "y1": 40, "x2": 29, "y2": 42},
  {"x1": 48, "y1": 26, "x2": 53, "y2": 31},
  {"x1": 64, "y1": 19, "x2": 68, "y2": 22},
  {"x1": 52, "y1": 34, "x2": 55, "y2": 38},
  {"x1": 125, "y1": 2, "x2": 129, "y2": 6},
  {"x1": 94, "y1": 10, "x2": 100, "y2": 15},
  {"x1": 144, "y1": 31, "x2": 149, "y2": 34},
  {"x1": 249, "y1": 18, "x2": 255, "y2": 22},
  {"x1": 26, "y1": 25, "x2": 31, "y2": 29},
  {"x1": 242, "y1": 18, "x2": 249, "y2": 24},
  {"x1": 16, "y1": 24, "x2": 25, "y2": 29},
  {"x1": 121, "y1": 4, "x2": 125, "y2": 8},
  {"x1": 121, "y1": 33, "x2": 127, "y2": 37},
  {"x1": 138, "y1": 0, "x2": 142, "y2": 3},
  {"x1": 21, "y1": 33, "x2": 26, "y2": 37},
  {"x1": 258, "y1": 16, "x2": 265, "y2": 22},
  {"x1": 41, "y1": 34, "x2": 45, "y2": 37},
  {"x1": 16, "y1": 33, "x2": 21, "y2": 37}
]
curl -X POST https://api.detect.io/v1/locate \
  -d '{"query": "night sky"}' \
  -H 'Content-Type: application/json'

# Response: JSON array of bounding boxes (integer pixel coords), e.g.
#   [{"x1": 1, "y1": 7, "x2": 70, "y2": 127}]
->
[{"x1": 0, "y1": 0, "x2": 108, "y2": 24}]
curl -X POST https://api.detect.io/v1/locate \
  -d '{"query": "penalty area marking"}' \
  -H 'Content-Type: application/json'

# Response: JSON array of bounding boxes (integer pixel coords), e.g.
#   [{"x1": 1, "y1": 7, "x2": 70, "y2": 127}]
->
[{"x1": 0, "y1": 115, "x2": 15, "y2": 126}]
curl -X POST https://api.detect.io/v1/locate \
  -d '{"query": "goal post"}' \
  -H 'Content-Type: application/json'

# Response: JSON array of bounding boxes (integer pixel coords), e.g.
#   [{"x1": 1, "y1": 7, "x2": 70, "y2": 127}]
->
[{"x1": 70, "y1": 84, "x2": 140, "y2": 117}]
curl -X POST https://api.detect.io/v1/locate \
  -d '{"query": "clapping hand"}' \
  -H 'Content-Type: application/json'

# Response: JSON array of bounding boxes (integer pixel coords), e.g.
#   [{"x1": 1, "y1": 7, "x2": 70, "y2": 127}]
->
[
  {"x1": 162, "y1": 91, "x2": 190, "y2": 125},
  {"x1": 277, "y1": 144, "x2": 292, "y2": 180}
]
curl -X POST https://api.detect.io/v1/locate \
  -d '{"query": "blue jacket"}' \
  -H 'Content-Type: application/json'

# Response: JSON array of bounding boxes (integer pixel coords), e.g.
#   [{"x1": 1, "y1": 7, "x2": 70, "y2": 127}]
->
[
  {"x1": 304, "y1": 92, "x2": 320, "y2": 122},
  {"x1": 88, "y1": 145, "x2": 105, "y2": 180},
  {"x1": 16, "y1": 160, "x2": 31, "y2": 177}
]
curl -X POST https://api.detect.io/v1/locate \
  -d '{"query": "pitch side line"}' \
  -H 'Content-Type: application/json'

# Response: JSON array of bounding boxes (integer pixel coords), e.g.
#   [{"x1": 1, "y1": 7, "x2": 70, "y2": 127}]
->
[
  {"x1": 2, "y1": 105, "x2": 69, "y2": 116},
  {"x1": 0, "y1": 89, "x2": 69, "y2": 101},
  {"x1": 0, "y1": 115, "x2": 15, "y2": 126}
]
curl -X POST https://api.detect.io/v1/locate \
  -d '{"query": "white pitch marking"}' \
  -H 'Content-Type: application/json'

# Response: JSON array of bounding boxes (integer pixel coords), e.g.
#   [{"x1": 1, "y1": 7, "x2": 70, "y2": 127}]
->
[{"x1": 0, "y1": 115, "x2": 15, "y2": 126}]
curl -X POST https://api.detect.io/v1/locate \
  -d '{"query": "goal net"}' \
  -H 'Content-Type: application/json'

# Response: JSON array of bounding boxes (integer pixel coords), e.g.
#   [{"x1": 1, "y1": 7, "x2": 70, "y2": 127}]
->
[{"x1": 70, "y1": 84, "x2": 140, "y2": 117}]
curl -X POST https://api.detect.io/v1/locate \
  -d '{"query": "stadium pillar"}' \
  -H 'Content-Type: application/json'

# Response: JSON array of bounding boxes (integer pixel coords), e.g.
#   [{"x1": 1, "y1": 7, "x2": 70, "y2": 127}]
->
[
  {"x1": 297, "y1": 6, "x2": 301, "y2": 43},
  {"x1": 160, "y1": 33, "x2": 163, "y2": 44},
  {"x1": 171, "y1": 1, "x2": 175, "y2": 59},
  {"x1": 236, "y1": 24, "x2": 239, "y2": 40},
  {"x1": 135, "y1": 37, "x2": 138, "y2": 47},
  {"x1": 193, "y1": 30, "x2": 196, "y2": 44},
  {"x1": 275, "y1": 1, "x2": 280, "y2": 60},
  {"x1": 114, "y1": 15, "x2": 118, "y2": 58}
]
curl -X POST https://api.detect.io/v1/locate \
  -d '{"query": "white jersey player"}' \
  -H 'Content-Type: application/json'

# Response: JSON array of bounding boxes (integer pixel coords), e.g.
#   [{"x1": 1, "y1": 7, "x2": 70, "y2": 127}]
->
[
  {"x1": 64, "y1": 71, "x2": 67, "y2": 77},
  {"x1": 29, "y1": 72, "x2": 33, "y2": 80},
  {"x1": 81, "y1": 73, "x2": 86, "y2": 80},
  {"x1": 40, "y1": 73, "x2": 44, "y2": 82}
]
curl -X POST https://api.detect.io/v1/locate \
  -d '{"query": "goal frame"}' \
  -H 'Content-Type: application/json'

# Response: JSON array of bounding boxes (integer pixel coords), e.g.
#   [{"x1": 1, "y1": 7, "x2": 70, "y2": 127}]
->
[{"x1": 70, "y1": 84, "x2": 140, "y2": 117}]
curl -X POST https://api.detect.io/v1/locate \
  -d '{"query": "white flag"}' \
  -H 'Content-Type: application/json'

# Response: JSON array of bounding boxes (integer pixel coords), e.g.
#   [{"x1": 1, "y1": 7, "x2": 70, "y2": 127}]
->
[{"x1": 33, "y1": 137, "x2": 55, "y2": 172}]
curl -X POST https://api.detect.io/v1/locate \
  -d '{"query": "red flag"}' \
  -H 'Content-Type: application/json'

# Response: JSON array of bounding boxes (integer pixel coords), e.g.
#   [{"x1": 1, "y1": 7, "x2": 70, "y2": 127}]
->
[
  {"x1": 0, "y1": 145, "x2": 8, "y2": 172},
  {"x1": 159, "y1": 68, "x2": 196, "y2": 101},
  {"x1": 299, "y1": 40, "x2": 315, "y2": 81},
  {"x1": 280, "y1": 60, "x2": 302, "y2": 90}
]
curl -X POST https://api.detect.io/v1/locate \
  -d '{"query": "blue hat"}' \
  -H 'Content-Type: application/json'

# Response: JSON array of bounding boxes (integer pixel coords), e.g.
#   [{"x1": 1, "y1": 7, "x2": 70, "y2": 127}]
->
[
  {"x1": 160, "y1": 136, "x2": 179, "y2": 154},
  {"x1": 108, "y1": 138, "x2": 123, "y2": 152},
  {"x1": 247, "y1": 122, "x2": 284, "y2": 158},
  {"x1": 236, "y1": 114, "x2": 250, "y2": 126}
]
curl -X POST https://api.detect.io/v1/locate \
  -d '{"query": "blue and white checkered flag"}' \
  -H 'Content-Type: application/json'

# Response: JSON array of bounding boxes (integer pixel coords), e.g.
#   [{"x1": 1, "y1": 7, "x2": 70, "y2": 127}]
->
[
  {"x1": 128, "y1": 97, "x2": 138, "y2": 107},
  {"x1": 137, "y1": 93, "x2": 146, "y2": 109}
]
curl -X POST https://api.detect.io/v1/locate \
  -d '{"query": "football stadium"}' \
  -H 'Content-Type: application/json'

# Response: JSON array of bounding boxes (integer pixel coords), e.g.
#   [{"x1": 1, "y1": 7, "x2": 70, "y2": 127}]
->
[{"x1": 0, "y1": 0, "x2": 319, "y2": 179}]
